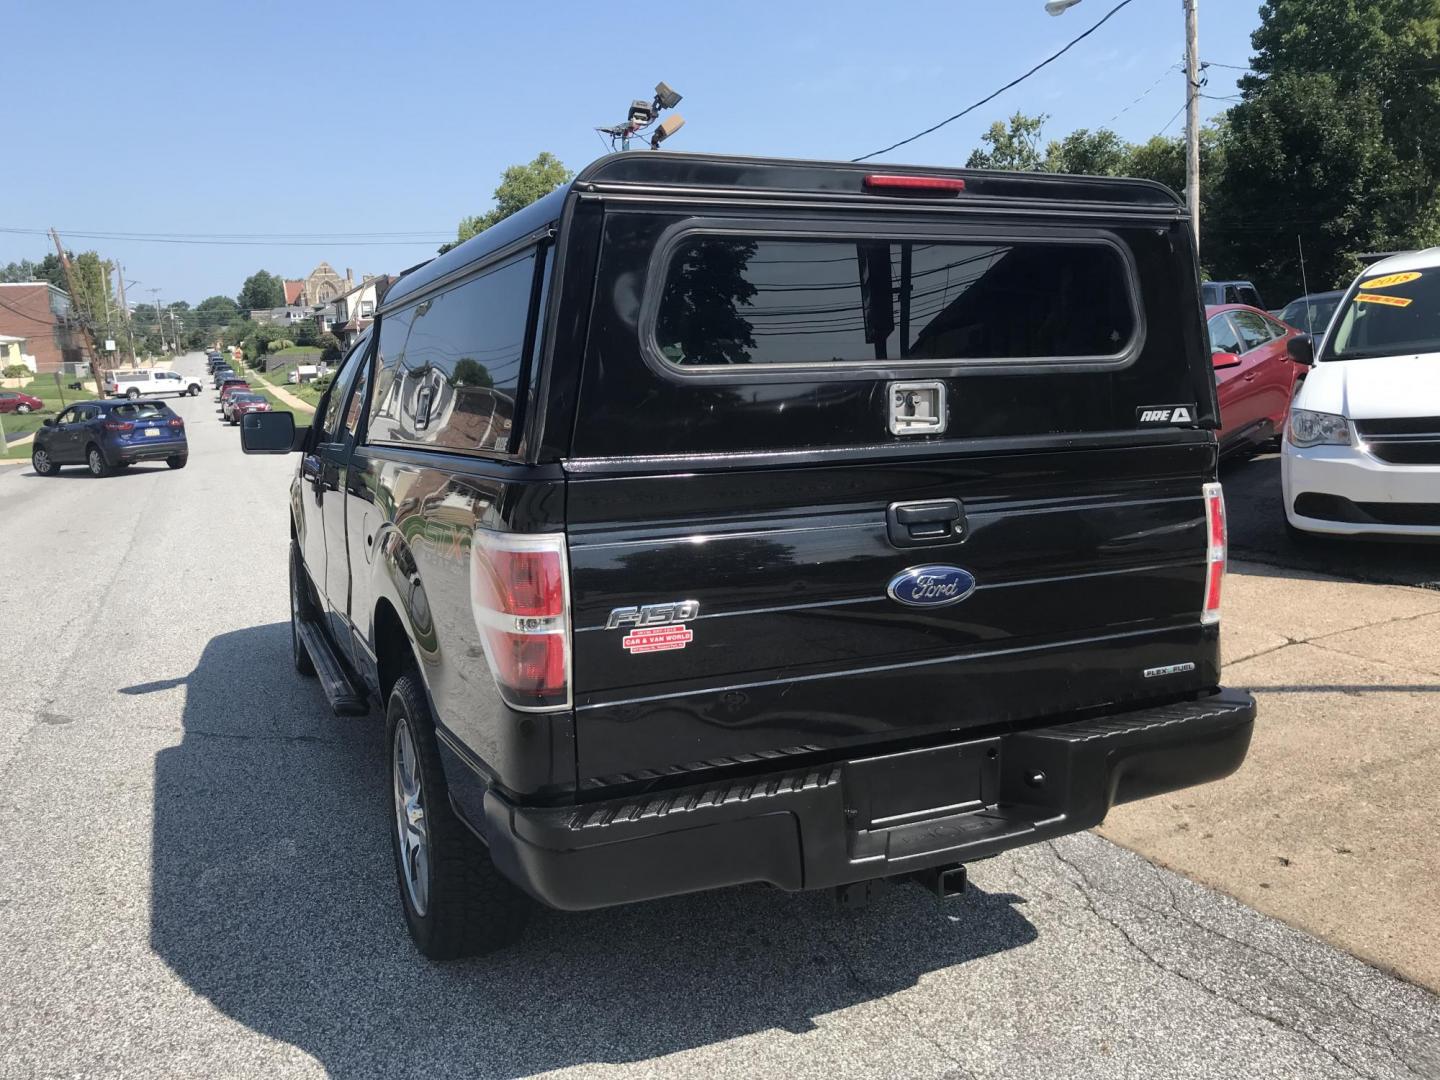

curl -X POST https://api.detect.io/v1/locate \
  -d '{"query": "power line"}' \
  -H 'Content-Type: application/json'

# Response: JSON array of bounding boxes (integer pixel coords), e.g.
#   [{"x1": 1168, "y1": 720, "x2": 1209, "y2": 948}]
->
[
  {"x1": 1105, "y1": 62, "x2": 1182, "y2": 125},
  {"x1": 1155, "y1": 101, "x2": 1187, "y2": 138},
  {"x1": 852, "y1": 0, "x2": 1138, "y2": 162}
]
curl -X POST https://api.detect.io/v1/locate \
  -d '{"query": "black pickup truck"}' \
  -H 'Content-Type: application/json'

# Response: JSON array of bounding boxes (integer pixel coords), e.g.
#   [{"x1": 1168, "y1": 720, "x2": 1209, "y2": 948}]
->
[{"x1": 242, "y1": 151, "x2": 1255, "y2": 959}]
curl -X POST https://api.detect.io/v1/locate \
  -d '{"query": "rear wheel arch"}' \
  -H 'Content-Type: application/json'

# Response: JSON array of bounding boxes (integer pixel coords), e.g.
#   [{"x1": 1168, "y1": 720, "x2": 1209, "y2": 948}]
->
[{"x1": 374, "y1": 597, "x2": 416, "y2": 706}]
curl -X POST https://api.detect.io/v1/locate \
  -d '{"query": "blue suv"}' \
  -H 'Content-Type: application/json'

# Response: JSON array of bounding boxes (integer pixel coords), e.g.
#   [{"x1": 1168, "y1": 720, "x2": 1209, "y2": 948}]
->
[{"x1": 31, "y1": 398, "x2": 188, "y2": 477}]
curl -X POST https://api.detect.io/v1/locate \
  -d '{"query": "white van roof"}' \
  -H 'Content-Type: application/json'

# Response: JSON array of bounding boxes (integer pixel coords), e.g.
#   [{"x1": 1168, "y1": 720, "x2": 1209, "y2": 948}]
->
[{"x1": 1361, "y1": 247, "x2": 1440, "y2": 276}]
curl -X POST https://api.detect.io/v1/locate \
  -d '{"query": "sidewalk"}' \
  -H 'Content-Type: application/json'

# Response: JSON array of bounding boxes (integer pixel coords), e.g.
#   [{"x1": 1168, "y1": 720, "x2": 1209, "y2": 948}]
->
[
  {"x1": 1102, "y1": 560, "x2": 1440, "y2": 990},
  {"x1": 248, "y1": 369, "x2": 315, "y2": 413}
]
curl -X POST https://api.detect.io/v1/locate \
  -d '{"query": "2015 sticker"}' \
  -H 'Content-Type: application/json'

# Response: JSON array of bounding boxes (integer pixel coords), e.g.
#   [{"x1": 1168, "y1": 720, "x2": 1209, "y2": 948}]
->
[
  {"x1": 1355, "y1": 292, "x2": 1413, "y2": 308},
  {"x1": 621, "y1": 624, "x2": 694, "y2": 654},
  {"x1": 1359, "y1": 271, "x2": 1421, "y2": 290}
]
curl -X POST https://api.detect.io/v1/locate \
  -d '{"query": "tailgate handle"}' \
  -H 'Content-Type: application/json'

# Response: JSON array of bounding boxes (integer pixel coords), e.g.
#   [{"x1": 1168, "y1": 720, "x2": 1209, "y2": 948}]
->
[{"x1": 887, "y1": 499, "x2": 966, "y2": 548}]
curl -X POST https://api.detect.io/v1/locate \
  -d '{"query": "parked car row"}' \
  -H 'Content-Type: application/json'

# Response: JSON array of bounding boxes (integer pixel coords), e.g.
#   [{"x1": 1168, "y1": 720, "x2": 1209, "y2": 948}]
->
[{"x1": 1204, "y1": 254, "x2": 1440, "y2": 541}]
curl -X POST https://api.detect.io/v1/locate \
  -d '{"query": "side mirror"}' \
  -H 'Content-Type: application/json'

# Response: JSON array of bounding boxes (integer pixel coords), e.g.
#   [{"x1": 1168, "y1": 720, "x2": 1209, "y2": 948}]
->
[
  {"x1": 240, "y1": 410, "x2": 306, "y2": 454},
  {"x1": 1286, "y1": 334, "x2": 1315, "y2": 366},
  {"x1": 43, "y1": 418, "x2": 56, "y2": 427},
  {"x1": 1211, "y1": 351, "x2": 1242, "y2": 370}
]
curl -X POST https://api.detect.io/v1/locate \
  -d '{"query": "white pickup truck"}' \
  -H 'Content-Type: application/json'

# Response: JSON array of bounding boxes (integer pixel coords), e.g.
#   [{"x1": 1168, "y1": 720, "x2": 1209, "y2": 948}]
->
[{"x1": 106, "y1": 369, "x2": 203, "y2": 399}]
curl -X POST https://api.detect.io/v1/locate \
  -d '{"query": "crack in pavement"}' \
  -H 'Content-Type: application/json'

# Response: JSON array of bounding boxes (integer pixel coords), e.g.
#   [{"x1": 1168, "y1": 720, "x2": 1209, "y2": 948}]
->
[
  {"x1": 1045, "y1": 841, "x2": 1392, "y2": 1080},
  {"x1": 1227, "y1": 605, "x2": 1440, "y2": 677},
  {"x1": 1137, "y1": 858, "x2": 1438, "y2": 1077}
]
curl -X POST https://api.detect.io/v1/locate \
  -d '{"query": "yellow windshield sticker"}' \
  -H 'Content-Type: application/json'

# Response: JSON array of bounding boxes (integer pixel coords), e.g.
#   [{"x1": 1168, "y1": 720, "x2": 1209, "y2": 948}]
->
[
  {"x1": 1359, "y1": 271, "x2": 1422, "y2": 290},
  {"x1": 1355, "y1": 292, "x2": 1413, "y2": 308}
]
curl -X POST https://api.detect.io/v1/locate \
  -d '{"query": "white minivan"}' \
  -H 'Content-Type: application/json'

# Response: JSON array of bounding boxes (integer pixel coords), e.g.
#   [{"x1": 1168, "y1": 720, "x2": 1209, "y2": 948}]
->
[
  {"x1": 1282, "y1": 249, "x2": 1440, "y2": 538},
  {"x1": 107, "y1": 368, "x2": 203, "y2": 399}
]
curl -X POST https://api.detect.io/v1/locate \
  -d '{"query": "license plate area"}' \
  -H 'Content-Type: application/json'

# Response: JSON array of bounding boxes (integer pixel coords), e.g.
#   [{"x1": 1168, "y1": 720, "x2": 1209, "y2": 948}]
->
[
  {"x1": 144, "y1": 428, "x2": 160, "y2": 437},
  {"x1": 842, "y1": 738, "x2": 1001, "y2": 832}
]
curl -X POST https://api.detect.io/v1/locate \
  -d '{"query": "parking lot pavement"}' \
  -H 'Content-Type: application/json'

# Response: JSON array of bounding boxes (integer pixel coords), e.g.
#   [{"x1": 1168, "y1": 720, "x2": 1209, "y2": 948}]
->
[
  {"x1": 1103, "y1": 561, "x2": 1440, "y2": 993},
  {"x1": 0, "y1": 356, "x2": 1437, "y2": 1079}
]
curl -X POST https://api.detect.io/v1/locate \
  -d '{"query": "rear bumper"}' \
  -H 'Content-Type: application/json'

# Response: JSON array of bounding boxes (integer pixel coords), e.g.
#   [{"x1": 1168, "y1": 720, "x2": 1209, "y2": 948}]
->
[
  {"x1": 483, "y1": 688, "x2": 1255, "y2": 910},
  {"x1": 110, "y1": 438, "x2": 187, "y2": 463}
]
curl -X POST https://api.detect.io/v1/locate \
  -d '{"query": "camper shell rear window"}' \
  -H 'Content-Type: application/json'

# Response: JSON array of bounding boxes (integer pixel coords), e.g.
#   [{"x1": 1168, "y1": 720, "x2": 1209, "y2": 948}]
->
[{"x1": 645, "y1": 226, "x2": 1141, "y2": 376}]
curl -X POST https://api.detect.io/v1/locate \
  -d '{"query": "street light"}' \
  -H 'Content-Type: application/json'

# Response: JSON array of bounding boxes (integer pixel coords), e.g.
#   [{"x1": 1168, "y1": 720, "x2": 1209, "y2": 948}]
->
[{"x1": 1047, "y1": 0, "x2": 1200, "y2": 245}]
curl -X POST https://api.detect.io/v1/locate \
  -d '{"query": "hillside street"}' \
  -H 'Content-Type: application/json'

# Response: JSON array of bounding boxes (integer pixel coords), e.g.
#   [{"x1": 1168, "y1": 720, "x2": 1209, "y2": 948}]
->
[{"x1": 0, "y1": 354, "x2": 1436, "y2": 1079}]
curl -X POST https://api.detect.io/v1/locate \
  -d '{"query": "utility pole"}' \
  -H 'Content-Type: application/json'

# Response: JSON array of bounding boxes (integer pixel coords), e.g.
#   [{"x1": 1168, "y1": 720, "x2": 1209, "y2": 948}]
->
[
  {"x1": 116, "y1": 265, "x2": 135, "y2": 364},
  {"x1": 1184, "y1": 0, "x2": 1201, "y2": 247},
  {"x1": 48, "y1": 229, "x2": 107, "y2": 397},
  {"x1": 1049, "y1": 0, "x2": 1202, "y2": 246}
]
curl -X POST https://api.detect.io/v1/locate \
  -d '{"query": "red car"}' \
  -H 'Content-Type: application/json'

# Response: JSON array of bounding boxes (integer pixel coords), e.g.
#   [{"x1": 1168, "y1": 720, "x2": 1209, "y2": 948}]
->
[
  {"x1": 0, "y1": 390, "x2": 43, "y2": 414},
  {"x1": 217, "y1": 380, "x2": 252, "y2": 414},
  {"x1": 1207, "y1": 303, "x2": 1305, "y2": 455},
  {"x1": 226, "y1": 392, "x2": 271, "y2": 425}
]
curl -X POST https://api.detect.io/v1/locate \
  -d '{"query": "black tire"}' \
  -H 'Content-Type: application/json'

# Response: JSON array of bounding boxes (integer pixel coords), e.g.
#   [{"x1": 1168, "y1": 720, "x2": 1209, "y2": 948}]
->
[
  {"x1": 387, "y1": 669, "x2": 532, "y2": 959},
  {"x1": 86, "y1": 444, "x2": 110, "y2": 477},
  {"x1": 289, "y1": 543, "x2": 317, "y2": 678},
  {"x1": 125, "y1": 388, "x2": 140, "y2": 400},
  {"x1": 189, "y1": 384, "x2": 201, "y2": 396},
  {"x1": 165, "y1": 455, "x2": 187, "y2": 470},
  {"x1": 31, "y1": 447, "x2": 59, "y2": 475}
]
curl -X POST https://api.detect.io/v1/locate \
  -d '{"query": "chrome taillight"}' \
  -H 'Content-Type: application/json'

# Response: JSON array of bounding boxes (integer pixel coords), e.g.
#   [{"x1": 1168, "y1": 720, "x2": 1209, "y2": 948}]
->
[
  {"x1": 1201, "y1": 482, "x2": 1227, "y2": 625},
  {"x1": 469, "y1": 530, "x2": 571, "y2": 710}
]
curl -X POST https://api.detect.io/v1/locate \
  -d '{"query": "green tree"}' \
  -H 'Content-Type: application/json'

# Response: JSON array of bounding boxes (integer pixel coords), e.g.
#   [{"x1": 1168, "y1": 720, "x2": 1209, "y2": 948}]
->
[
  {"x1": 1204, "y1": 1, "x2": 1440, "y2": 299},
  {"x1": 441, "y1": 152, "x2": 573, "y2": 254},
  {"x1": 194, "y1": 295, "x2": 240, "y2": 339},
  {"x1": 452, "y1": 358, "x2": 494, "y2": 387},
  {"x1": 1044, "y1": 128, "x2": 1130, "y2": 176},
  {"x1": 0, "y1": 258, "x2": 43, "y2": 283},
  {"x1": 237, "y1": 270, "x2": 285, "y2": 311},
  {"x1": 966, "y1": 113, "x2": 1047, "y2": 171}
]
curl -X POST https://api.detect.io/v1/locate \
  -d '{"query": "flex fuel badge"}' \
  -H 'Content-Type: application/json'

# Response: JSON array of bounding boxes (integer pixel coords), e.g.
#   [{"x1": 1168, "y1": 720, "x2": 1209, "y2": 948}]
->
[
  {"x1": 622, "y1": 625, "x2": 694, "y2": 654},
  {"x1": 1359, "y1": 271, "x2": 1422, "y2": 290},
  {"x1": 1356, "y1": 293, "x2": 1413, "y2": 308}
]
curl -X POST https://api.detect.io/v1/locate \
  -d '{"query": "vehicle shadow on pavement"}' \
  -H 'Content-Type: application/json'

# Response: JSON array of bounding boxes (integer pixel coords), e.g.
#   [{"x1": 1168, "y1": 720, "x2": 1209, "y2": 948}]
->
[{"x1": 150, "y1": 624, "x2": 1038, "y2": 1079}]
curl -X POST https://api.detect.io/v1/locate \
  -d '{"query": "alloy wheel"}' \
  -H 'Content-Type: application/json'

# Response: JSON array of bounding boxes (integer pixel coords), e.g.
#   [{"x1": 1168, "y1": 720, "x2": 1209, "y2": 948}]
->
[
  {"x1": 32, "y1": 449, "x2": 50, "y2": 474},
  {"x1": 89, "y1": 449, "x2": 104, "y2": 476},
  {"x1": 392, "y1": 717, "x2": 430, "y2": 917}
]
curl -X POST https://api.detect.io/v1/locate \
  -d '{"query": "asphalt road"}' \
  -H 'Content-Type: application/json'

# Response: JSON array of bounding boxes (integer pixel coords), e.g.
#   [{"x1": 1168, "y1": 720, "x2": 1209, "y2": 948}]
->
[{"x1": 1, "y1": 354, "x2": 1437, "y2": 1079}]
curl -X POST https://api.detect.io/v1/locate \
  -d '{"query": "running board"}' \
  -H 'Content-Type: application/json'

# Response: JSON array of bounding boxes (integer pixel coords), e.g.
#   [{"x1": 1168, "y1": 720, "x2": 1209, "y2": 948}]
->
[{"x1": 295, "y1": 617, "x2": 369, "y2": 716}]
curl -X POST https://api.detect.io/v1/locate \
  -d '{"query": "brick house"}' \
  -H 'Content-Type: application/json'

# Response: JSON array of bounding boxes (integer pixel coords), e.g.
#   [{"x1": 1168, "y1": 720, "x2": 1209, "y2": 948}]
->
[{"x1": 0, "y1": 283, "x2": 84, "y2": 374}]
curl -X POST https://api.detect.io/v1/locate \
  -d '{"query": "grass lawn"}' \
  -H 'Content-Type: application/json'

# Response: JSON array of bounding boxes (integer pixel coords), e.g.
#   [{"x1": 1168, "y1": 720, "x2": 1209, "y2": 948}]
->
[{"x1": 1, "y1": 372, "x2": 106, "y2": 454}]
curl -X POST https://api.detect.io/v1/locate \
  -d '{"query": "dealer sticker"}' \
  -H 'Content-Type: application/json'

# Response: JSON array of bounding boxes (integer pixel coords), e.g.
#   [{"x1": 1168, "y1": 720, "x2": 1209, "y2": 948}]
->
[
  {"x1": 1355, "y1": 292, "x2": 1413, "y2": 308},
  {"x1": 621, "y1": 624, "x2": 694, "y2": 654},
  {"x1": 1359, "y1": 271, "x2": 1421, "y2": 290}
]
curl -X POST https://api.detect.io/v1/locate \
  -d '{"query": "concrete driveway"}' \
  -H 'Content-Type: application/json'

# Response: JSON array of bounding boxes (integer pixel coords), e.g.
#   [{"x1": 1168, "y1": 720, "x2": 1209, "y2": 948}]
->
[{"x1": 0, "y1": 355, "x2": 1436, "y2": 1078}]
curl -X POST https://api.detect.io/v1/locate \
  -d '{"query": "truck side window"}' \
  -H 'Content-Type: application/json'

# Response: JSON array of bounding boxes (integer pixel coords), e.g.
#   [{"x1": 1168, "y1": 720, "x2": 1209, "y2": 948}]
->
[{"x1": 368, "y1": 251, "x2": 535, "y2": 454}]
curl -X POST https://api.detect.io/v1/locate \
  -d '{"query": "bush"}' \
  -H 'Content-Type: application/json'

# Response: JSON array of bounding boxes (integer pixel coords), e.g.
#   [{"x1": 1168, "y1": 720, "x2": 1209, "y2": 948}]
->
[
  {"x1": 317, "y1": 332, "x2": 343, "y2": 365},
  {"x1": 2, "y1": 364, "x2": 29, "y2": 379}
]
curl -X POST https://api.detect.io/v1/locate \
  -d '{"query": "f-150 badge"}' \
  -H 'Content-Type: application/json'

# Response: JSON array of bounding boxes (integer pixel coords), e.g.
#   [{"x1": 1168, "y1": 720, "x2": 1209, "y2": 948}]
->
[
  {"x1": 609, "y1": 601, "x2": 700, "y2": 654},
  {"x1": 887, "y1": 566, "x2": 976, "y2": 607}
]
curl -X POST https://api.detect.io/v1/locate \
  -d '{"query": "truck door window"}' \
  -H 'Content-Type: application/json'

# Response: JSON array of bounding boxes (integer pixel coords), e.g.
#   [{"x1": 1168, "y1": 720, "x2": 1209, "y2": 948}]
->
[{"x1": 318, "y1": 336, "x2": 370, "y2": 443}]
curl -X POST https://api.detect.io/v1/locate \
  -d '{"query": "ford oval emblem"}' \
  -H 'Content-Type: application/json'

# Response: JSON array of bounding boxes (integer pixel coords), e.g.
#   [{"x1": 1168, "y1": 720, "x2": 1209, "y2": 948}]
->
[{"x1": 887, "y1": 565, "x2": 977, "y2": 608}]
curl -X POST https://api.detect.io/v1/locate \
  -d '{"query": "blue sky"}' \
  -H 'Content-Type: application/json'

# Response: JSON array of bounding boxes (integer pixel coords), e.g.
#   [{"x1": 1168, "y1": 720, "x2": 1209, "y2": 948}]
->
[{"x1": 4, "y1": 0, "x2": 1263, "y2": 303}]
